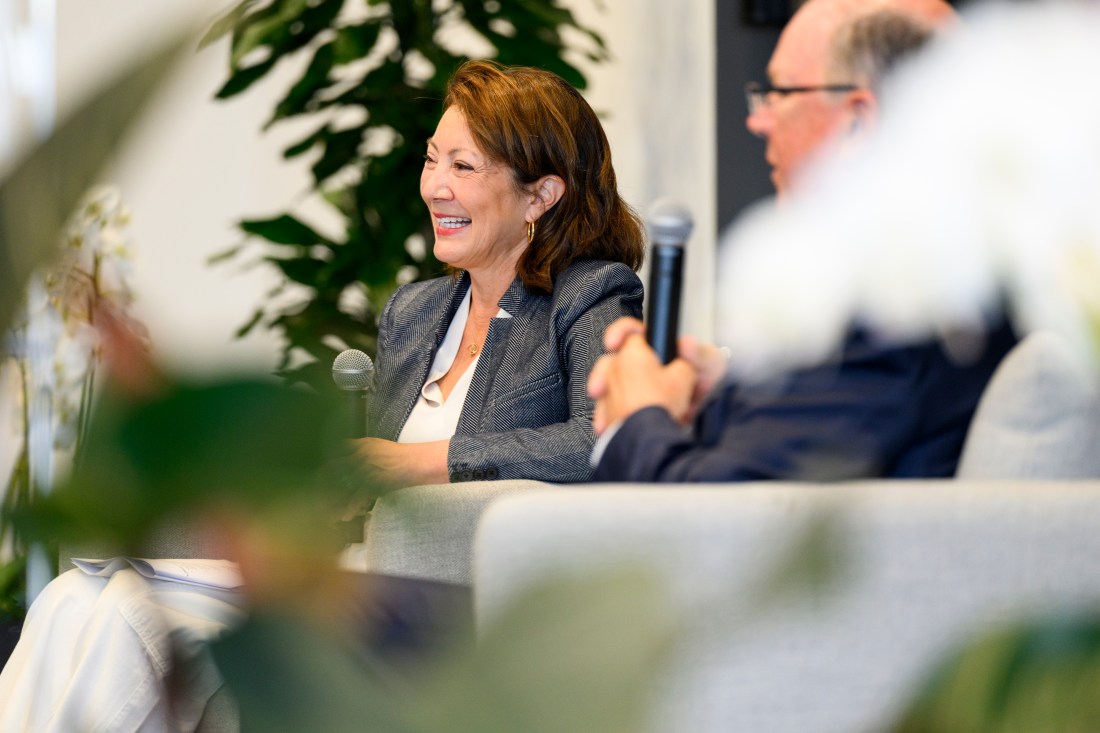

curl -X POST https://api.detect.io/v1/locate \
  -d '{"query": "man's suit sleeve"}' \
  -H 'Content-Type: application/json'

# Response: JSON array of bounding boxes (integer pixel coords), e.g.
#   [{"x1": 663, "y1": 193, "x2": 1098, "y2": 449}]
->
[{"x1": 592, "y1": 333, "x2": 998, "y2": 483}]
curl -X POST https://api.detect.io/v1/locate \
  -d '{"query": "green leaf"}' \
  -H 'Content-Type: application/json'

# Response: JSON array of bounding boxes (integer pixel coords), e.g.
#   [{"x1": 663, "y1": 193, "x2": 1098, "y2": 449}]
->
[
  {"x1": 891, "y1": 614, "x2": 1100, "y2": 733},
  {"x1": 513, "y1": 0, "x2": 576, "y2": 29},
  {"x1": 224, "y1": 0, "x2": 345, "y2": 94},
  {"x1": 310, "y1": 125, "x2": 367, "y2": 185},
  {"x1": 234, "y1": 308, "x2": 266, "y2": 338},
  {"x1": 388, "y1": 0, "x2": 420, "y2": 48},
  {"x1": 332, "y1": 21, "x2": 383, "y2": 65},
  {"x1": 198, "y1": 0, "x2": 257, "y2": 51},
  {"x1": 274, "y1": 360, "x2": 334, "y2": 389},
  {"x1": 266, "y1": 254, "x2": 327, "y2": 286},
  {"x1": 206, "y1": 242, "x2": 245, "y2": 265},
  {"x1": 215, "y1": 57, "x2": 279, "y2": 100},
  {"x1": 229, "y1": 0, "x2": 309, "y2": 69},
  {"x1": 283, "y1": 122, "x2": 330, "y2": 159},
  {"x1": 0, "y1": 30, "x2": 192, "y2": 336},
  {"x1": 14, "y1": 378, "x2": 346, "y2": 552},
  {"x1": 241, "y1": 214, "x2": 330, "y2": 246},
  {"x1": 267, "y1": 42, "x2": 336, "y2": 126},
  {"x1": 0, "y1": 555, "x2": 27, "y2": 622},
  {"x1": 0, "y1": 557, "x2": 26, "y2": 596}
]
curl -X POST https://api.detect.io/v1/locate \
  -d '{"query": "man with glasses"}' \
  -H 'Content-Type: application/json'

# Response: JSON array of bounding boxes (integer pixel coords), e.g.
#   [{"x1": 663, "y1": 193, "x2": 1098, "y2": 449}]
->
[
  {"x1": 588, "y1": 0, "x2": 1019, "y2": 482},
  {"x1": 745, "y1": 0, "x2": 951, "y2": 198}
]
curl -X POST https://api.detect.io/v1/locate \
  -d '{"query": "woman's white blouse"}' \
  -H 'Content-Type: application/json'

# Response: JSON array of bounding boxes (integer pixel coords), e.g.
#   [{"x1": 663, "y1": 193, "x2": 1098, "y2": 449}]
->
[{"x1": 397, "y1": 289, "x2": 511, "y2": 444}]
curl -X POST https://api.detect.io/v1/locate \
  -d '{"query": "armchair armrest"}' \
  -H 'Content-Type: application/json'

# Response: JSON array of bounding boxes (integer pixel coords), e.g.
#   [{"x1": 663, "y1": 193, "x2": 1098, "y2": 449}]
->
[{"x1": 364, "y1": 479, "x2": 553, "y2": 584}]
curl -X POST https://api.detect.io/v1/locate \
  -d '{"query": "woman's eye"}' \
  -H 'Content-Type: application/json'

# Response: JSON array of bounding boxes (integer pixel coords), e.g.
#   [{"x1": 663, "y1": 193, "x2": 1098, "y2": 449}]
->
[
  {"x1": 454, "y1": 161, "x2": 474, "y2": 173},
  {"x1": 423, "y1": 154, "x2": 436, "y2": 167}
]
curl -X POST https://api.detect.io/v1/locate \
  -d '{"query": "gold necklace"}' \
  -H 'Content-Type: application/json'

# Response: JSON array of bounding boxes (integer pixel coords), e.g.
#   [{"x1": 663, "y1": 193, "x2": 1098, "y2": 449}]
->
[{"x1": 468, "y1": 343, "x2": 479, "y2": 357}]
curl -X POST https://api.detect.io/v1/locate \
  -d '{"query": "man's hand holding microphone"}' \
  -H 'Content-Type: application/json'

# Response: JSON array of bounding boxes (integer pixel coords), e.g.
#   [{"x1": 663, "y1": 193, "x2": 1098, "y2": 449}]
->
[{"x1": 587, "y1": 201, "x2": 728, "y2": 436}]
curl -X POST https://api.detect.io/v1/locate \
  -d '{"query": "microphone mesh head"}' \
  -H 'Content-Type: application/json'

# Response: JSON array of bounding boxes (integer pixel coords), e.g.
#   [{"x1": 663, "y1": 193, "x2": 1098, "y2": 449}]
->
[
  {"x1": 332, "y1": 349, "x2": 374, "y2": 391},
  {"x1": 647, "y1": 200, "x2": 694, "y2": 247}
]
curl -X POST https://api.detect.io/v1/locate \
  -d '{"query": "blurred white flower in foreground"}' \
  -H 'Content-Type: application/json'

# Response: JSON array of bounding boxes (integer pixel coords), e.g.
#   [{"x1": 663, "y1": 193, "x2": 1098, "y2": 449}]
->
[{"x1": 717, "y1": 0, "x2": 1100, "y2": 381}]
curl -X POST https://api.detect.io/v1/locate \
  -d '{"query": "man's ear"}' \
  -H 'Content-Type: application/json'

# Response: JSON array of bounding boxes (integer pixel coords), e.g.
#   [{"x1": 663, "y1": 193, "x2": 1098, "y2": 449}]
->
[
  {"x1": 528, "y1": 174, "x2": 566, "y2": 219},
  {"x1": 847, "y1": 88, "x2": 878, "y2": 135}
]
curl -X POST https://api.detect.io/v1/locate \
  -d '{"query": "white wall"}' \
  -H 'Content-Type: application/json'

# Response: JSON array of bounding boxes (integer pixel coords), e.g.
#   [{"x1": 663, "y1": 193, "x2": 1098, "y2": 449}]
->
[
  {"x1": 50, "y1": 0, "x2": 717, "y2": 376},
  {"x1": 56, "y1": 0, "x2": 326, "y2": 376},
  {"x1": 570, "y1": 0, "x2": 716, "y2": 340}
]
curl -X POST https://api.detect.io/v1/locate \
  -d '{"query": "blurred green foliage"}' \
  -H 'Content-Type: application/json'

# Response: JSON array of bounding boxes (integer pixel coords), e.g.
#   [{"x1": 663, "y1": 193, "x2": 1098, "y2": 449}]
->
[
  {"x1": 0, "y1": 557, "x2": 26, "y2": 622},
  {"x1": 892, "y1": 613, "x2": 1100, "y2": 733},
  {"x1": 9, "y1": 359, "x2": 679, "y2": 732},
  {"x1": 204, "y1": 0, "x2": 609, "y2": 388},
  {"x1": 12, "y1": 378, "x2": 346, "y2": 556},
  {"x1": 214, "y1": 566, "x2": 673, "y2": 733},
  {"x1": 10, "y1": 365, "x2": 679, "y2": 730}
]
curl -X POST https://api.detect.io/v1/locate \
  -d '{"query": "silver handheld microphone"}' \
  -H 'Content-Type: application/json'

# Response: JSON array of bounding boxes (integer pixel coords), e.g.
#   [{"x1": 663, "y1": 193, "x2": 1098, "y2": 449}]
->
[{"x1": 332, "y1": 349, "x2": 374, "y2": 438}]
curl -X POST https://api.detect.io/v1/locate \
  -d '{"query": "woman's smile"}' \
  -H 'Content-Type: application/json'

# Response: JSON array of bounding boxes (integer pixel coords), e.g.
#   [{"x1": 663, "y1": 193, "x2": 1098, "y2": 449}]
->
[{"x1": 433, "y1": 214, "x2": 472, "y2": 235}]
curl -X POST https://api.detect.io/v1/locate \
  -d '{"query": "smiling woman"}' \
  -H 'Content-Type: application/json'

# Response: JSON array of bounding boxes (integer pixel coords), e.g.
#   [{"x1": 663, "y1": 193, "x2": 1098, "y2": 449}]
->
[
  {"x1": 355, "y1": 60, "x2": 645, "y2": 489},
  {"x1": 421, "y1": 107, "x2": 540, "y2": 289}
]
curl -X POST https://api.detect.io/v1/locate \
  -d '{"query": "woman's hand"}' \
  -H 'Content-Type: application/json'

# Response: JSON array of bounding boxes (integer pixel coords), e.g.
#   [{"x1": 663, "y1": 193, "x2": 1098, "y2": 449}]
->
[{"x1": 351, "y1": 437, "x2": 450, "y2": 490}]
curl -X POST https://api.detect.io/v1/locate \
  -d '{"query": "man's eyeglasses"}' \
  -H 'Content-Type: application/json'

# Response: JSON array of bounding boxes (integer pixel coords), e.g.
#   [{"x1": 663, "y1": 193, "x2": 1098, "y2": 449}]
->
[{"x1": 744, "y1": 81, "x2": 860, "y2": 115}]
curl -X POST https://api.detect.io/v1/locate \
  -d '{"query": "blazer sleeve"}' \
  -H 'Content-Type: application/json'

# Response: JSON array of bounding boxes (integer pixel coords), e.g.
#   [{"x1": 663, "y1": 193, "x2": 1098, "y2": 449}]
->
[{"x1": 447, "y1": 262, "x2": 643, "y2": 483}]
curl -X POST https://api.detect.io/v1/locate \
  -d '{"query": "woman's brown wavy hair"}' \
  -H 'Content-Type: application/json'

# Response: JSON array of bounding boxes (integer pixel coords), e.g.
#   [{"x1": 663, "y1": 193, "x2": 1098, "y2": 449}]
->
[{"x1": 443, "y1": 60, "x2": 644, "y2": 293}]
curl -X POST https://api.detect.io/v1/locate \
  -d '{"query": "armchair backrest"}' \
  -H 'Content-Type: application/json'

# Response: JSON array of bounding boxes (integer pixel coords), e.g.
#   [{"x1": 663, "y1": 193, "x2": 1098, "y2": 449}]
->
[{"x1": 957, "y1": 330, "x2": 1100, "y2": 479}]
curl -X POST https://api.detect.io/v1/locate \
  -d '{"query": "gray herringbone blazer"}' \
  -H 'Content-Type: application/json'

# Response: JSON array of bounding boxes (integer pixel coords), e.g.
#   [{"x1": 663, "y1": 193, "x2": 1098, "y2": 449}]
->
[{"x1": 368, "y1": 259, "x2": 643, "y2": 483}]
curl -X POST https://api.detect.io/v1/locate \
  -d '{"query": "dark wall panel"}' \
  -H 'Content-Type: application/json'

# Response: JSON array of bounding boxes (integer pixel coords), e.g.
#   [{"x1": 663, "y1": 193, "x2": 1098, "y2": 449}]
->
[{"x1": 716, "y1": 0, "x2": 783, "y2": 234}]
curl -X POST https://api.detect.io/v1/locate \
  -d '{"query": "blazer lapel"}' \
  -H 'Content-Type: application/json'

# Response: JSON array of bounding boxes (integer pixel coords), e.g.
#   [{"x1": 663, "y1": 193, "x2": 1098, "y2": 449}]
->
[
  {"x1": 455, "y1": 276, "x2": 529, "y2": 435},
  {"x1": 377, "y1": 273, "x2": 471, "y2": 440}
]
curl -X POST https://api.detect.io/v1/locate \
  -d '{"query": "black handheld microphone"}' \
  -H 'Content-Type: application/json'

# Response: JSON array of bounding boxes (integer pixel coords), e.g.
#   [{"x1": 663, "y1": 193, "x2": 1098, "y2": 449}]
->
[
  {"x1": 645, "y1": 200, "x2": 694, "y2": 364},
  {"x1": 332, "y1": 349, "x2": 374, "y2": 438}
]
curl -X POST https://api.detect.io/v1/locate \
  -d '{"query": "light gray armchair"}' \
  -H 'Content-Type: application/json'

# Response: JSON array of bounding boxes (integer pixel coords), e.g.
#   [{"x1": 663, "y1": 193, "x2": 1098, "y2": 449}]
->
[{"x1": 362, "y1": 479, "x2": 547, "y2": 584}]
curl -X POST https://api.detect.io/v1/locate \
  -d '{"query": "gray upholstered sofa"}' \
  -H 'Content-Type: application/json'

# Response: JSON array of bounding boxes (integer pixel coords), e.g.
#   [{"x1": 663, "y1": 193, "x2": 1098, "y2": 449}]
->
[
  {"x1": 470, "y1": 480, "x2": 1100, "y2": 732},
  {"x1": 362, "y1": 331, "x2": 1100, "y2": 732}
]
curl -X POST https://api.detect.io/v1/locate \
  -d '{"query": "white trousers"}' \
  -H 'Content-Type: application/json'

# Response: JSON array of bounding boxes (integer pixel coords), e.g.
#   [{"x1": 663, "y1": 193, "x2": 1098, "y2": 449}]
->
[{"x1": 0, "y1": 568, "x2": 245, "y2": 733}]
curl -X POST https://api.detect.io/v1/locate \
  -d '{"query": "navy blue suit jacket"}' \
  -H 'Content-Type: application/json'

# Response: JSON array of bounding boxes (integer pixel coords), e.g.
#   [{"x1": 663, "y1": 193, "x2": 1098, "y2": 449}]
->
[
  {"x1": 369, "y1": 260, "x2": 643, "y2": 483},
  {"x1": 593, "y1": 324, "x2": 1017, "y2": 482}
]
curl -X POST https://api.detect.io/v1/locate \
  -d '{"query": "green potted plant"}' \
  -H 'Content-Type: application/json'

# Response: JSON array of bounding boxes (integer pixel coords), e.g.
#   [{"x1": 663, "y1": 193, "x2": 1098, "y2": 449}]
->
[{"x1": 206, "y1": 0, "x2": 610, "y2": 387}]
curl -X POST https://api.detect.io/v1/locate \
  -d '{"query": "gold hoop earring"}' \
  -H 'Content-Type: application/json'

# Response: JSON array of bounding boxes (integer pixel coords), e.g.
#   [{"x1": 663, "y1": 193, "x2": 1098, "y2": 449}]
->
[{"x1": 526, "y1": 220, "x2": 536, "y2": 244}]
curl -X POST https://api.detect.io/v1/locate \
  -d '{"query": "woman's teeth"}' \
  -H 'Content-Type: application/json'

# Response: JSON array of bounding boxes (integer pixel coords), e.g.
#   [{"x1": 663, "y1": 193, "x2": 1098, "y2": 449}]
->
[{"x1": 439, "y1": 217, "x2": 471, "y2": 229}]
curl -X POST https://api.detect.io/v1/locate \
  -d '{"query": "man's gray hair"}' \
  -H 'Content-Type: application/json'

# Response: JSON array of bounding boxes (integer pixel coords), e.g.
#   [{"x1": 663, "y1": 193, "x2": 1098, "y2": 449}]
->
[{"x1": 829, "y1": 9, "x2": 935, "y2": 90}]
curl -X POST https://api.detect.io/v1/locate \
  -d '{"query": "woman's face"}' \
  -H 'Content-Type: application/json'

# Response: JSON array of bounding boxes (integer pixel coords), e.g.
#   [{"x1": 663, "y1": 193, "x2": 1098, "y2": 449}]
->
[{"x1": 421, "y1": 107, "x2": 533, "y2": 277}]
